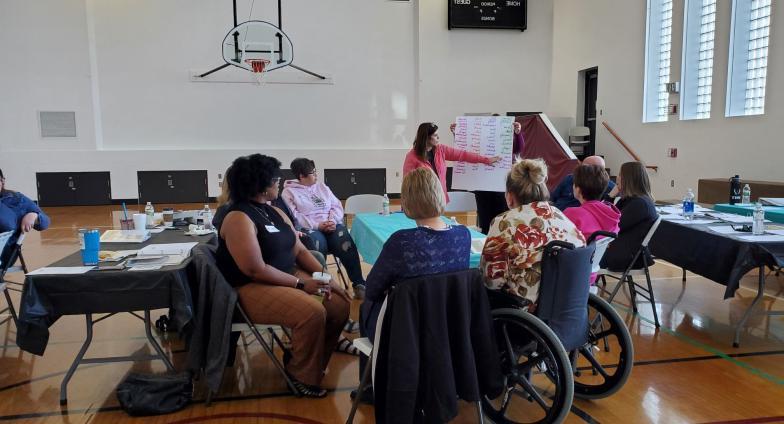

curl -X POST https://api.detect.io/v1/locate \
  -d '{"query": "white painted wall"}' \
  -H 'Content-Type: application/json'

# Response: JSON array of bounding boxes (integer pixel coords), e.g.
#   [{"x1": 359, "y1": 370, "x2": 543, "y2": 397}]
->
[
  {"x1": 0, "y1": 0, "x2": 556, "y2": 199},
  {"x1": 549, "y1": 0, "x2": 784, "y2": 200},
  {"x1": 416, "y1": 0, "x2": 554, "y2": 128}
]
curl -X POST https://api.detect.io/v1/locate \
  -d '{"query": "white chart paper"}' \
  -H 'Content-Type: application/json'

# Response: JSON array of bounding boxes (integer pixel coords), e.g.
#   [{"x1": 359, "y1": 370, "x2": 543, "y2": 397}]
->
[{"x1": 450, "y1": 116, "x2": 513, "y2": 192}]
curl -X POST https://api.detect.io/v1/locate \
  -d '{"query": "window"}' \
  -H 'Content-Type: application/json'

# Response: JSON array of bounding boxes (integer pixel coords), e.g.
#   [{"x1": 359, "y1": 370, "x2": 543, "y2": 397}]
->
[
  {"x1": 681, "y1": 0, "x2": 717, "y2": 120},
  {"x1": 643, "y1": 0, "x2": 674, "y2": 123},
  {"x1": 726, "y1": 0, "x2": 772, "y2": 117}
]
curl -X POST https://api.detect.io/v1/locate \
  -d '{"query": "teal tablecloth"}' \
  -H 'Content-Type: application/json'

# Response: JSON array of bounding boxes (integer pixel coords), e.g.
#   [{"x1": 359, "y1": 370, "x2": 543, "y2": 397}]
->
[
  {"x1": 713, "y1": 203, "x2": 784, "y2": 224},
  {"x1": 350, "y1": 212, "x2": 485, "y2": 268}
]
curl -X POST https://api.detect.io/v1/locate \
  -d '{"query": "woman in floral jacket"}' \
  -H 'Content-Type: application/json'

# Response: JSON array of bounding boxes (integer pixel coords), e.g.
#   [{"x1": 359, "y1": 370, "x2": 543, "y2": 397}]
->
[{"x1": 481, "y1": 158, "x2": 585, "y2": 304}]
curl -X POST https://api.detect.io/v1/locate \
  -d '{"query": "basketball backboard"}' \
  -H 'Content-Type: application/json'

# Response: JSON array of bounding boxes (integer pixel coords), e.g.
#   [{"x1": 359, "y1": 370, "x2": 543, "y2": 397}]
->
[{"x1": 222, "y1": 20, "x2": 293, "y2": 72}]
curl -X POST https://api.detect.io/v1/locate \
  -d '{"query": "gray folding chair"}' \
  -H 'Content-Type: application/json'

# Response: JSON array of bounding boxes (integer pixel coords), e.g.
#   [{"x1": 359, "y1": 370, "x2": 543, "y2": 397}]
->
[{"x1": 598, "y1": 216, "x2": 663, "y2": 327}]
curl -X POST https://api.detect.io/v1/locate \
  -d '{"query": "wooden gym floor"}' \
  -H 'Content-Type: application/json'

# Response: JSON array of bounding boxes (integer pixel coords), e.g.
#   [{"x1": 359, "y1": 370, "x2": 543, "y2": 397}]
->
[{"x1": 1, "y1": 203, "x2": 783, "y2": 423}]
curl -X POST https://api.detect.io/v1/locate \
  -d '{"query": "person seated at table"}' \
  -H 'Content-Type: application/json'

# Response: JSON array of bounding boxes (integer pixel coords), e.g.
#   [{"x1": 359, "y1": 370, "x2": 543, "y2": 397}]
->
[
  {"x1": 563, "y1": 164, "x2": 621, "y2": 241},
  {"x1": 215, "y1": 165, "x2": 319, "y2": 251},
  {"x1": 213, "y1": 165, "x2": 234, "y2": 231},
  {"x1": 360, "y1": 167, "x2": 472, "y2": 340},
  {"x1": 215, "y1": 163, "x2": 361, "y2": 343},
  {"x1": 550, "y1": 155, "x2": 616, "y2": 211},
  {"x1": 0, "y1": 168, "x2": 50, "y2": 264},
  {"x1": 563, "y1": 164, "x2": 620, "y2": 284},
  {"x1": 354, "y1": 167, "x2": 471, "y2": 403},
  {"x1": 215, "y1": 154, "x2": 351, "y2": 397},
  {"x1": 600, "y1": 161, "x2": 657, "y2": 271},
  {"x1": 282, "y1": 158, "x2": 367, "y2": 300},
  {"x1": 403, "y1": 122, "x2": 502, "y2": 202},
  {"x1": 481, "y1": 159, "x2": 585, "y2": 304}
]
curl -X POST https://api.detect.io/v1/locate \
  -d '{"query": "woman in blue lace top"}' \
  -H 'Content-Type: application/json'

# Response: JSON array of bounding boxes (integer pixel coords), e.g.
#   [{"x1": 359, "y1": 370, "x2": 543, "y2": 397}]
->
[{"x1": 360, "y1": 168, "x2": 472, "y2": 341}]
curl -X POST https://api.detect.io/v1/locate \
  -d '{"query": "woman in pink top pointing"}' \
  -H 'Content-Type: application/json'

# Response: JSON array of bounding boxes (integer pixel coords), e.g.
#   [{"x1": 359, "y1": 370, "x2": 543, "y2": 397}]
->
[{"x1": 402, "y1": 122, "x2": 501, "y2": 202}]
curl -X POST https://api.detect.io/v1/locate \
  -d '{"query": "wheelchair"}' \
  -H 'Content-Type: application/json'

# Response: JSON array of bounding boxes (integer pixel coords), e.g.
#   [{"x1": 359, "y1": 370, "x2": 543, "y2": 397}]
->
[{"x1": 481, "y1": 233, "x2": 634, "y2": 424}]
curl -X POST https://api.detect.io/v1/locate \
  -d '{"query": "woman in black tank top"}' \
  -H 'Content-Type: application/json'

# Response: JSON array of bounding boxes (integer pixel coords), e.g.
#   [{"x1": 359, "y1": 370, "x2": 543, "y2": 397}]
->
[{"x1": 215, "y1": 154, "x2": 351, "y2": 397}]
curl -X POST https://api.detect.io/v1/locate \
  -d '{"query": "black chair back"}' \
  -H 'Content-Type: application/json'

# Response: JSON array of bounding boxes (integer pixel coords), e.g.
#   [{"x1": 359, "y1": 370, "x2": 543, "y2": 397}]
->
[
  {"x1": 0, "y1": 231, "x2": 24, "y2": 275},
  {"x1": 373, "y1": 269, "x2": 503, "y2": 423},
  {"x1": 536, "y1": 241, "x2": 595, "y2": 351}
]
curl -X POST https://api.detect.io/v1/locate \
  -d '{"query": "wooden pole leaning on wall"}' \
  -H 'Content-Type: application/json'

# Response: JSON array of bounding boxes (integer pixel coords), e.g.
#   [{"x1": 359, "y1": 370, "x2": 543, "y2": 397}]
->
[{"x1": 601, "y1": 121, "x2": 658, "y2": 172}]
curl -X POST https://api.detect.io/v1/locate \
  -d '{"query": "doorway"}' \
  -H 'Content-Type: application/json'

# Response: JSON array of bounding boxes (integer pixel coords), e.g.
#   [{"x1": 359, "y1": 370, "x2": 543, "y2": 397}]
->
[{"x1": 582, "y1": 67, "x2": 598, "y2": 157}]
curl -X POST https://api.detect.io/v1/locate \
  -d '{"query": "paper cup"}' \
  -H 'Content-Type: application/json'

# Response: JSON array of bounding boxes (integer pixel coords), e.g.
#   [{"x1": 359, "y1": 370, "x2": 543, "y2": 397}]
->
[
  {"x1": 312, "y1": 272, "x2": 331, "y2": 296},
  {"x1": 132, "y1": 213, "x2": 147, "y2": 234}
]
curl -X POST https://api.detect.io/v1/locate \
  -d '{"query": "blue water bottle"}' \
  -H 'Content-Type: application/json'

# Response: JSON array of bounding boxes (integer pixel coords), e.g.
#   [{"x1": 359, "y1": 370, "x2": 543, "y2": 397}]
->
[
  {"x1": 682, "y1": 189, "x2": 695, "y2": 220},
  {"x1": 81, "y1": 229, "x2": 100, "y2": 266}
]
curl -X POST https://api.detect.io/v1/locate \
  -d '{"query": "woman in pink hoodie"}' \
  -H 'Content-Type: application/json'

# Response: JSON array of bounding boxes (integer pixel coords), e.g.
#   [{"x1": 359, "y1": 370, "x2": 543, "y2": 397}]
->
[
  {"x1": 282, "y1": 158, "x2": 367, "y2": 299},
  {"x1": 563, "y1": 164, "x2": 621, "y2": 283},
  {"x1": 403, "y1": 122, "x2": 501, "y2": 202}
]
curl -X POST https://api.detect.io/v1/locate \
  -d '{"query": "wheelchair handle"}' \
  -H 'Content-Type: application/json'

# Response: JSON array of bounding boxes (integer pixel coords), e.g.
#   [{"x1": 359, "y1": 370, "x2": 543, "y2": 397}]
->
[
  {"x1": 586, "y1": 231, "x2": 617, "y2": 245},
  {"x1": 544, "y1": 240, "x2": 576, "y2": 252}
]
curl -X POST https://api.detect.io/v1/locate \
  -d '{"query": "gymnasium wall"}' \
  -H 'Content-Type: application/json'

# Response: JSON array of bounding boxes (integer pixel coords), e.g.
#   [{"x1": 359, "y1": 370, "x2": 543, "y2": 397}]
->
[
  {"x1": 0, "y1": 0, "x2": 555, "y2": 199},
  {"x1": 549, "y1": 0, "x2": 784, "y2": 200}
]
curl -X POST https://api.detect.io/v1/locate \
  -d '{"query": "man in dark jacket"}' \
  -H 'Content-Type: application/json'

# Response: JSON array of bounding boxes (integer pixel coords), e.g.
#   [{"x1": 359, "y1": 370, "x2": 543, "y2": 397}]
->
[{"x1": 551, "y1": 156, "x2": 615, "y2": 211}]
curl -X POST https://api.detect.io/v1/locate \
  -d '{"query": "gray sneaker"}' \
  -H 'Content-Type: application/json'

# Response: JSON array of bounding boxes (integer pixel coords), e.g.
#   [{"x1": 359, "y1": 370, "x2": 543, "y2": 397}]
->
[{"x1": 353, "y1": 284, "x2": 366, "y2": 300}]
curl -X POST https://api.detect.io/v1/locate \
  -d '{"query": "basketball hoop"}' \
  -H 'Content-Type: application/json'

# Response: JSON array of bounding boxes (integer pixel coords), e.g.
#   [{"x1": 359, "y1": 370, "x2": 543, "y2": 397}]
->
[{"x1": 245, "y1": 58, "x2": 270, "y2": 85}]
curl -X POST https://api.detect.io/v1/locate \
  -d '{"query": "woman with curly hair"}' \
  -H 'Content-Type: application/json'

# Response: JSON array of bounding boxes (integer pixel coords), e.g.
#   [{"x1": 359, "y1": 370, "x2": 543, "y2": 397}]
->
[
  {"x1": 215, "y1": 154, "x2": 350, "y2": 397},
  {"x1": 480, "y1": 159, "x2": 585, "y2": 304}
]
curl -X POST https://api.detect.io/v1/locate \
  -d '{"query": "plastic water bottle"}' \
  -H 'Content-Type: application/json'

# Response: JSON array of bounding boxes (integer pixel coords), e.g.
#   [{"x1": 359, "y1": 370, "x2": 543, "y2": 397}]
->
[
  {"x1": 742, "y1": 184, "x2": 751, "y2": 204},
  {"x1": 382, "y1": 194, "x2": 390, "y2": 216},
  {"x1": 752, "y1": 202, "x2": 765, "y2": 235},
  {"x1": 682, "y1": 189, "x2": 695, "y2": 220},
  {"x1": 144, "y1": 202, "x2": 155, "y2": 228},
  {"x1": 202, "y1": 205, "x2": 213, "y2": 230}
]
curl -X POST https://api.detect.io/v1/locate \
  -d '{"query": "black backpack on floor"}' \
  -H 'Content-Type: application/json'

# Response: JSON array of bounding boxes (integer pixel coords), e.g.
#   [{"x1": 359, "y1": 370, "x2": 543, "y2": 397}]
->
[{"x1": 116, "y1": 372, "x2": 193, "y2": 416}]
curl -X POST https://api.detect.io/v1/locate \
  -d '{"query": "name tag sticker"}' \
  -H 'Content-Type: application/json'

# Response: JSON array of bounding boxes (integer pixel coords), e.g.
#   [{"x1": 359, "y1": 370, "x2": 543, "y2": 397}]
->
[{"x1": 265, "y1": 225, "x2": 280, "y2": 233}]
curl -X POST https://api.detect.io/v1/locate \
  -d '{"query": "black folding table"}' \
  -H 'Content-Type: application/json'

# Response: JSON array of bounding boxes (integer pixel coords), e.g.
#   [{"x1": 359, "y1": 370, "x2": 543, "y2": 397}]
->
[
  {"x1": 16, "y1": 230, "x2": 215, "y2": 404},
  {"x1": 649, "y1": 219, "x2": 784, "y2": 347}
]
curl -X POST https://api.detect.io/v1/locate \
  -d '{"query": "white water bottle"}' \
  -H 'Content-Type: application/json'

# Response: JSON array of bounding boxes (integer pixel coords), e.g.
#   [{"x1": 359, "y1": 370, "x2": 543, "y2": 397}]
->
[
  {"x1": 742, "y1": 184, "x2": 751, "y2": 204},
  {"x1": 144, "y1": 202, "x2": 155, "y2": 228},
  {"x1": 752, "y1": 202, "x2": 765, "y2": 235},
  {"x1": 682, "y1": 189, "x2": 695, "y2": 220},
  {"x1": 202, "y1": 205, "x2": 213, "y2": 230},
  {"x1": 382, "y1": 194, "x2": 390, "y2": 216}
]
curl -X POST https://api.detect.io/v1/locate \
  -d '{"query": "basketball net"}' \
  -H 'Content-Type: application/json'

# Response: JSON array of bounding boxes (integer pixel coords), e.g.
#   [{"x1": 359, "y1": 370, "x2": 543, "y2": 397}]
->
[{"x1": 245, "y1": 59, "x2": 270, "y2": 85}]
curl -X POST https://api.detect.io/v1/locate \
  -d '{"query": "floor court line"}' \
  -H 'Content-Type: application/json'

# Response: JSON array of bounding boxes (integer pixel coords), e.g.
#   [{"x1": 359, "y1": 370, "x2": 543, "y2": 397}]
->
[{"x1": 609, "y1": 302, "x2": 784, "y2": 385}]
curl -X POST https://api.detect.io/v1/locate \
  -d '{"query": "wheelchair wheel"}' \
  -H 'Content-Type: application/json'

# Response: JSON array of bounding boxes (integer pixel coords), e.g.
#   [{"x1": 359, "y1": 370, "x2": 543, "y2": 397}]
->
[
  {"x1": 482, "y1": 308, "x2": 573, "y2": 424},
  {"x1": 572, "y1": 293, "x2": 634, "y2": 399}
]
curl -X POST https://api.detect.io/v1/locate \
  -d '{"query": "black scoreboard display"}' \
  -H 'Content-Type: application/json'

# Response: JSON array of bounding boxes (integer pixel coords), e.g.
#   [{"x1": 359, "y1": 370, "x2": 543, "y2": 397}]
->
[{"x1": 448, "y1": 0, "x2": 527, "y2": 31}]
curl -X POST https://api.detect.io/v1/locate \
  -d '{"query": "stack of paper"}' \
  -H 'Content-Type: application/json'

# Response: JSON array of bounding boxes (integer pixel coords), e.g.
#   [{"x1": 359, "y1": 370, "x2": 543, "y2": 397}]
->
[
  {"x1": 27, "y1": 266, "x2": 95, "y2": 275},
  {"x1": 101, "y1": 230, "x2": 151, "y2": 243},
  {"x1": 129, "y1": 242, "x2": 199, "y2": 266},
  {"x1": 759, "y1": 198, "x2": 784, "y2": 207}
]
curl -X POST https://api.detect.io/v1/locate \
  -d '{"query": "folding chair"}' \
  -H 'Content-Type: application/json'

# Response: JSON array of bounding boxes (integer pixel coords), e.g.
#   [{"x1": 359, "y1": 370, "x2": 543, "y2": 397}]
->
[
  {"x1": 598, "y1": 216, "x2": 662, "y2": 327},
  {"x1": 586, "y1": 231, "x2": 617, "y2": 295},
  {"x1": 204, "y1": 301, "x2": 298, "y2": 405},
  {"x1": 0, "y1": 231, "x2": 25, "y2": 327},
  {"x1": 192, "y1": 246, "x2": 299, "y2": 405},
  {"x1": 344, "y1": 194, "x2": 384, "y2": 216},
  {"x1": 347, "y1": 269, "x2": 495, "y2": 424}
]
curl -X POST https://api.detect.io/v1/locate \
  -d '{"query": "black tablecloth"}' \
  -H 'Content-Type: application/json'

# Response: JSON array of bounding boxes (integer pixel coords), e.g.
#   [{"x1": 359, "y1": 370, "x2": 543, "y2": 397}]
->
[
  {"x1": 649, "y1": 220, "x2": 784, "y2": 299},
  {"x1": 16, "y1": 230, "x2": 216, "y2": 355}
]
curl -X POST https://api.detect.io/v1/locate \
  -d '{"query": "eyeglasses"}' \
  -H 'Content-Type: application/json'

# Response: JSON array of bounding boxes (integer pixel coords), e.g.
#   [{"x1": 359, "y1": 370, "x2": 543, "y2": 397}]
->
[
  {"x1": 271, "y1": 177, "x2": 281, "y2": 185},
  {"x1": 308, "y1": 169, "x2": 318, "y2": 175}
]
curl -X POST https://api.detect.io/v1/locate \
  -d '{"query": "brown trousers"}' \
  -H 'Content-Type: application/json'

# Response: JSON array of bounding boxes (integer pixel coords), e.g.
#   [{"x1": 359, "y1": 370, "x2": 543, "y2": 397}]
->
[{"x1": 236, "y1": 282, "x2": 349, "y2": 386}]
